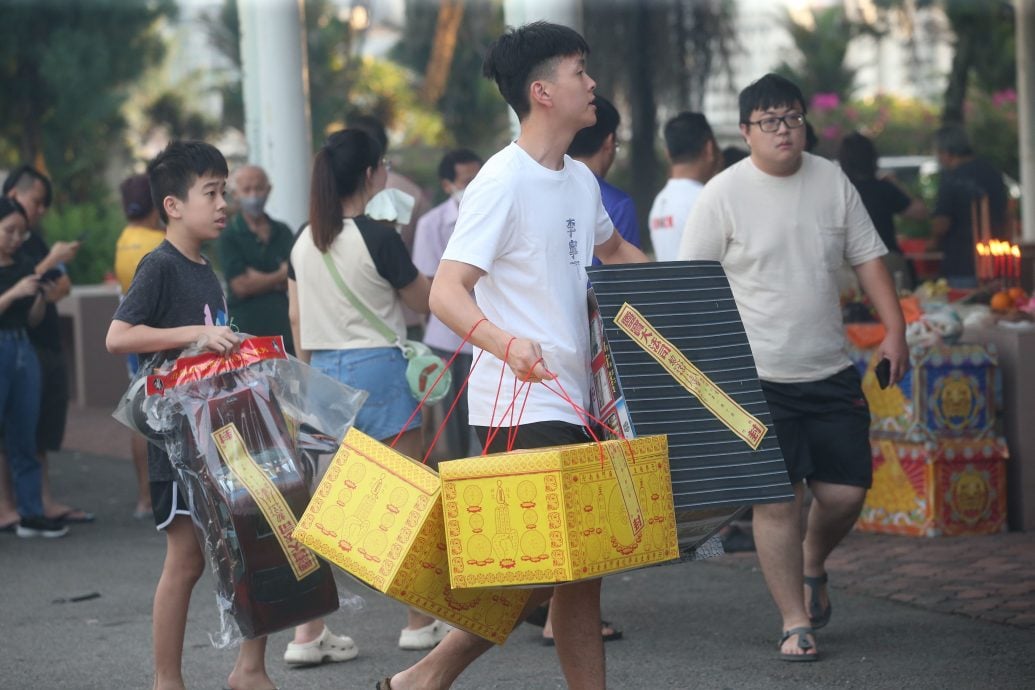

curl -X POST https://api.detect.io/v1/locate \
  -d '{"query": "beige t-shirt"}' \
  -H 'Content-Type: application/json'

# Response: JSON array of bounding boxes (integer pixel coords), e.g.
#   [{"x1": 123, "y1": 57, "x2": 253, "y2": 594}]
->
[
  {"x1": 678, "y1": 153, "x2": 887, "y2": 383},
  {"x1": 290, "y1": 217, "x2": 417, "y2": 350}
]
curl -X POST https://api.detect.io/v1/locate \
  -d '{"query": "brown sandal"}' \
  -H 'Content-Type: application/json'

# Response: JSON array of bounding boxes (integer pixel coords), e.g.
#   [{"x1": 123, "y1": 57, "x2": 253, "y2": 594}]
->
[{"x1": 376, "y1": 678, "x2": 393, "y2": 690}]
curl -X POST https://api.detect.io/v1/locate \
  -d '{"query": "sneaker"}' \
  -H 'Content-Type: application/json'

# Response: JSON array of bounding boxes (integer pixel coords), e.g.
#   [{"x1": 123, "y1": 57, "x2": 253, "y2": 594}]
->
[
  {"x1": 398, "y1": 620, "x2": 452, "y2": 650},
  {"x1": 17, "y1": 516, "x2": 69, "y2": 538},
  {"x1": 283, "y1": 626, "x2": 358, "y2": 666}
]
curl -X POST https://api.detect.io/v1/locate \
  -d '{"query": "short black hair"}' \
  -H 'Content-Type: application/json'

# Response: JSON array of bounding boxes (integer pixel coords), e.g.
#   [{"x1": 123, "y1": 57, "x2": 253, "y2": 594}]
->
[
  {"x1": 146, "y1": 141, "x2": 228, "y2": 224},
  {"x1": 838, "y1": 132, "x2": 878, "y2": 181},
  {"x1": 437, "y1": 148, "x2": 483, "y2": 182},
  {"x1": 739, "y1": 73, "x2": 807, "y2": 125},
  {"x1": 482, "y1": 21, "x2": 590, "y2": 120},
  {"x1": 0, "y1": 197, "x2": 28, "y2": 223},
  {"x1": 567, "y1": 96, "x2": 619, "y2": 158},
  {"x1": 119, "y1": 173, "x2": 154, "y2": 221},
  {"x1": 934, "y1": 124, "x2": 973, "y2": 157},
  {"x1": 2, "y1": 164, "x2": 53, "y2": 208},
  {"x1": 349, "y1": 114, "x2": 389, "y2": 153},
  {"x1": 663, "y1": 112, "x2": 713, "y2": 164},
  {"x1": 722, "y1": 146, "x2": 749, "y2": 168}
]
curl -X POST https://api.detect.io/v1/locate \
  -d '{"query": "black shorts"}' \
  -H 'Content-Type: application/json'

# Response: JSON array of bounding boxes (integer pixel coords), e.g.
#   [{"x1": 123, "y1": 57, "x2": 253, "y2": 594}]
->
[
  {"x1": 35, "y1": 347, "x2": 70, "y2": 452},
  {"x1": 472, "y1": 420, "x2": 594, "y2": 454},
  {"x1": 150, "y1": 480, "x2": 191, "y2": 531},
  {"x1": 760, "y1": 366, "x2": 872, "y2": 489}
]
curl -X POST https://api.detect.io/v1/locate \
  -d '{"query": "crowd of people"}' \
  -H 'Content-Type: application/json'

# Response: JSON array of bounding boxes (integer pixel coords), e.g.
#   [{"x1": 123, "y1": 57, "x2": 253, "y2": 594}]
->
[{"x1": 0, "y1": 16, "x2": 1015, "y2": 690}]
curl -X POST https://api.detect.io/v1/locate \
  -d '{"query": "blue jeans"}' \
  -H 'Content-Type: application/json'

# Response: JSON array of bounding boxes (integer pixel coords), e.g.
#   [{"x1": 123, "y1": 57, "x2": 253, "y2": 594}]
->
[
  {"x1": 0, "y1": 331, "x2": 43, "y2": 517},
  {"x1": 310, "y1": 347, "x2": 421, "y2": 442}
]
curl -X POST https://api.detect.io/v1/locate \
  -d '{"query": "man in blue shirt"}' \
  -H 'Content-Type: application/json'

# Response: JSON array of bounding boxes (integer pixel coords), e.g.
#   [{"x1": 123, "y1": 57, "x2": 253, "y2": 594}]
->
[{"x1": 568, "y1": 95, "x2": 641, "y2": 262}]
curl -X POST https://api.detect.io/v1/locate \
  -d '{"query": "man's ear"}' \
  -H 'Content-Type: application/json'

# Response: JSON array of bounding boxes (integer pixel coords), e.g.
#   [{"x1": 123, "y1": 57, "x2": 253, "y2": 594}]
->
[
  {"x1": 530, "y1": 80, "x2": 551, "y2": 109},
  {"x1": 163, "y1": 195, "x2": 181, "y2": 220},
  {"x1": 739, "y1": 124, "x2": 750, "y2": 147},
  {"x1": 440, "y1": 179, "x2": 453, "y2": 196}
]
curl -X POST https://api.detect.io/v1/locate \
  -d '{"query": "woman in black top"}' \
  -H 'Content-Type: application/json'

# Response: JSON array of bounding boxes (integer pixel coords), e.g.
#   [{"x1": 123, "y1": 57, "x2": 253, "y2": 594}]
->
[
  {"x1": 839, "y1": 132, "x2": 927, "y2": 289},
  {"x1": 0, "y1": 198, "x2": 66, "y2": 537}
]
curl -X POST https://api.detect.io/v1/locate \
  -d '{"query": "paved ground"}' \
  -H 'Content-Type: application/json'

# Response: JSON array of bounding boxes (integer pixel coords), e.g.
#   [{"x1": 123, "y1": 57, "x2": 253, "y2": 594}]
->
[{"x1": 2, "y1": 405, "x2": 1033, "y2": 689}]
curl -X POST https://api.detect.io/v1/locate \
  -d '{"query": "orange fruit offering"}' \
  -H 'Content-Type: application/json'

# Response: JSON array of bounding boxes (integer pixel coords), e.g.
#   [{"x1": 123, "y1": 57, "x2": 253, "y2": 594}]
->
[
  {"x1": 1008, "y1": 287, "x2": 1028, "y2": 303},
  {"x1": 990, "y1": 291, "x2": 1013, "y2": 312}
]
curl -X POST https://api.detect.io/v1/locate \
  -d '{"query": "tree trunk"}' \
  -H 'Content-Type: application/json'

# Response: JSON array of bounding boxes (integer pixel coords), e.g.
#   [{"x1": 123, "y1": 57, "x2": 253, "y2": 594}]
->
[
  {"x1": 422, "y1": 0, "x2": 465, "y2": 106},
  {"x1": 942, "y1": 18, "x2": 974, "y2": 125},
  {"x1": 628, "y1": 0, "x2": 659, "y2": 252}
]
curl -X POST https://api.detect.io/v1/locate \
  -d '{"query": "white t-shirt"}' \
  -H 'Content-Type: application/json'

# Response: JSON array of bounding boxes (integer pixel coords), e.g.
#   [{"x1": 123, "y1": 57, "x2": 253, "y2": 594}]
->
[
  {"x1": 290, "y1": 217, "x2": 416, "y2": 351},
  {"x1": 441, "y1": 142, "x2": 615, "y2": 427},
  {"x1": 678, "y1": 154, "x2": 887, "y2": 383},
  {"x1": 648, "y1": 178, "x2": 703, "y2": 262}
]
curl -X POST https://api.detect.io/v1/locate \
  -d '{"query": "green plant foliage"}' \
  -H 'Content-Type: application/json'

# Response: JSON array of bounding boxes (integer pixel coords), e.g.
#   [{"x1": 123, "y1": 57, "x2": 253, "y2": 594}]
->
[
  {"x1": 774, "y1": 7, "x2": 865, "y2": 103},
  {"x1": 391, "y1": 1, "x2": 508, "y2": 151},
  {"x1": 39, "y1": 200, "x2": 124, "y2": 285},
  {"x1": 806, "y1": 93, "x2": 941, "y2": 160},
  {"x1": 207, "y1": 0, "x2": 447, "y2": 152},
  {"x1": 0, "y1": 0, "x2": 176, "y2": 205},
  {"x1": 964, "y1": 88, "x2": 1019, "y2": 181}
]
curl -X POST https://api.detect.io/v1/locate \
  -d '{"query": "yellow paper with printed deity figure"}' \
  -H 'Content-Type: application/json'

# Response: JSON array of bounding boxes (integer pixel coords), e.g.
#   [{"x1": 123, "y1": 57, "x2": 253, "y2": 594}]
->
[
  {"x1": 293, "y1": 428, "x2": 529, "y2": 644},
  {"x1": 440, "y1": 435, "x2": 680, "y2": 589}
]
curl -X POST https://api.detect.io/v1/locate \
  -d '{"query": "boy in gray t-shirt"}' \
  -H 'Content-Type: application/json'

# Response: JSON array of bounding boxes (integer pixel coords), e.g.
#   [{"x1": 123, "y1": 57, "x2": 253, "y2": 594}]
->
[{"x1": 107, "y1": 142, "x2": 273, "y2": 690}]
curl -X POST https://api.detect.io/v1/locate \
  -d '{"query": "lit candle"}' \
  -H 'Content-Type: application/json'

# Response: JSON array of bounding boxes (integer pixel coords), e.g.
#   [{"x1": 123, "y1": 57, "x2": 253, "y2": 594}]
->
[{"x1": 1012, "y1": 245, "x2": 1021, "y2": 287}]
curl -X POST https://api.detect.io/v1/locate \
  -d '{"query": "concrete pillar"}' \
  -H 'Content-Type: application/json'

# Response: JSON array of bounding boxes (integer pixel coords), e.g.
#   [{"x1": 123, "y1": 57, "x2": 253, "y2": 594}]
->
[
  {"x1": 1016, "y1": 0, "x2": 1035, "y2": 290},
  {"x1": 237, "y1": 0, "x2": 312, "y2": 229},
  {"x1": 1017, "y1": 0, "x2": 1035, "y2": 245},
  {"x1": 501, "y1": 0, "x2": 583, "y2": 138}
]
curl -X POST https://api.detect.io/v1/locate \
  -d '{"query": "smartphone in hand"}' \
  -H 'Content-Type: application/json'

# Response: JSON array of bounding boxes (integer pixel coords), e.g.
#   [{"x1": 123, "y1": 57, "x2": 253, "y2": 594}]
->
[
  {"x1": 875, "y1": 357, "x2": 892, "y2": 390},
  {"x1": 39, "y1": 268, "x2": 64, "y2": 284}
]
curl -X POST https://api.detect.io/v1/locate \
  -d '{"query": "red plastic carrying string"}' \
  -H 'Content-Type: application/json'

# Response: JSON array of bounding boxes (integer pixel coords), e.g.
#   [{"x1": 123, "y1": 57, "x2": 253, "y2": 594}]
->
[
  {"x1": 480, "y1": 340, "x2": 536, "y2": 455},
  {"x1": 481, "y1": 357, "x2": 638, "y2": 469},
  {"x1": 541, "y1": 373, "x2": 639, "y2": 468},
  {"x1": 390, "y1": 318, "x2": 487, "y2": 455}
]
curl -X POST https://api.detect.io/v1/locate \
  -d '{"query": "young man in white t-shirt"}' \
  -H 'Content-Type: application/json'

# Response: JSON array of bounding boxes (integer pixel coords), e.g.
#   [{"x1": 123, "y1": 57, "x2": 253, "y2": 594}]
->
[
  {"x1": 378, "y1": 21, "x2": 647, "y2": 690},
  {"x1": 647, "y1": 111, "x2": 721, "y2": 261},
  {"x1": 678, "y1": 74, "x2": 908, "y2": 662}
]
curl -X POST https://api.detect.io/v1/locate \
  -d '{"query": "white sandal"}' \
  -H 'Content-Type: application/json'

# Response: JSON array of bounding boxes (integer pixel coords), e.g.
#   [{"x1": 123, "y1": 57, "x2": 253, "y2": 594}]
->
[{"x1": 283, "y1": 626, "x2": 358, "y2": 666}]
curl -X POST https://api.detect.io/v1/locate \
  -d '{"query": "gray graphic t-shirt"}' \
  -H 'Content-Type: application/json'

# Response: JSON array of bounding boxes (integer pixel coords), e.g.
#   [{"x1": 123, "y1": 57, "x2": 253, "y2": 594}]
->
[{"x1": 113, "y1": 240, "x2": 229, "y2": 482}]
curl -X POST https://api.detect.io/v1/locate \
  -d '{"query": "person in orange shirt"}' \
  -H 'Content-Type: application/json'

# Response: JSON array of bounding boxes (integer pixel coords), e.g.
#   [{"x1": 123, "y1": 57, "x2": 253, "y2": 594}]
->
[{"x1": 113, "y1": 173, "x2": 165, "y2": 518}]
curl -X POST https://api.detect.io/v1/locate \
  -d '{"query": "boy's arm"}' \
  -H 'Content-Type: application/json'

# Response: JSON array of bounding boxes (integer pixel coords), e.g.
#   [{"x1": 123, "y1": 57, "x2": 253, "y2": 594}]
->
[
  {"x1": 853, "y1": 257, "x2": 909, "y2": 383},
  {"x1": 594, "y1": 230, "x2": 648, "y2": 265},
  {"x1": 106, "y1": 320, "x2": 239, "y2": 356},
  {"x1": 429, "y1": 259, "x2": 552, "y2": 383}
]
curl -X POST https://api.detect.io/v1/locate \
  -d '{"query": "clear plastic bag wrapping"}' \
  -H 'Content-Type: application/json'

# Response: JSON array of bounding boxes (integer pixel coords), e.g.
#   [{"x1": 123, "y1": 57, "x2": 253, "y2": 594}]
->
[{"x1": 113, "y1": 336, "x2": 368, "y2": 646}]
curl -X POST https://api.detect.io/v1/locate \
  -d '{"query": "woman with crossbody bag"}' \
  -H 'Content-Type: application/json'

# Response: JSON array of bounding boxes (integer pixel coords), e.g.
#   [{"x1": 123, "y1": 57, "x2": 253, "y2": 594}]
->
[{"x1": 287, "y1": 129, "x2": 453, "y2": 663}]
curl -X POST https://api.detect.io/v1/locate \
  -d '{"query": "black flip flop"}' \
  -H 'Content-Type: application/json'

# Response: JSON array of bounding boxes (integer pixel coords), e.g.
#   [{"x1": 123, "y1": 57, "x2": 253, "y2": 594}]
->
[
  {"x1": 0, "y1": 520, "x2": 17, "y2": 533},
  {"x1": 804, "y1": 573, "x2": 832, "y2": 629},
  {"x1": 779, "y1": 626, "x2": 818, "y2": 662}
]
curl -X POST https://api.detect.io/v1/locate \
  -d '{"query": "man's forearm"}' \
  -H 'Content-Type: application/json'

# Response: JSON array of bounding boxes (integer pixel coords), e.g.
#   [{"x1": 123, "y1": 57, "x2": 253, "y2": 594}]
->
[
  {"x1": 230, "y1": 267, "x2": 287, "y2": 299},
  {"x1": 855, "y1": 258, "x2": 904, "y2": 334}
]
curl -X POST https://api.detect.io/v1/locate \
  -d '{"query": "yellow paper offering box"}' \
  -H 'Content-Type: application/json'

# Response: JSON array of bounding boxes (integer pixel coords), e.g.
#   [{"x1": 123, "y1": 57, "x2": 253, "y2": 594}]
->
[
  {"x1": 293, "y1": 429, "x2": 529, "y2": 644},
  {"x1": 440, "y1": 435, "x2": 679, "y2": 589}
]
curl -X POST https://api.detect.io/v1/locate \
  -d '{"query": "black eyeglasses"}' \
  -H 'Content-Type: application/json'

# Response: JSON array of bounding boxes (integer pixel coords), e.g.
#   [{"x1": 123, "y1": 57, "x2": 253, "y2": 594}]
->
[{"x1": 746, "y1": 112, "x2": 806, "y2": 133}]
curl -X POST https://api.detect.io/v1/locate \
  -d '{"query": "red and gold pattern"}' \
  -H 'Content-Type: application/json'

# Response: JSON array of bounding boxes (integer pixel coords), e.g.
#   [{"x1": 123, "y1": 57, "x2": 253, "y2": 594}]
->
[
  {"x1": 147, "y1": 336, "x2": 288, "y2": 395},
  {"x1": 440, "y1": 435, "x2": 679, "y2": 589},
  {"x1": 293, "y1": 428, "x2": 528, "y2": 644},
  {"x1": 857, "y1": 437, "x2": 1007, "y2": 537}
]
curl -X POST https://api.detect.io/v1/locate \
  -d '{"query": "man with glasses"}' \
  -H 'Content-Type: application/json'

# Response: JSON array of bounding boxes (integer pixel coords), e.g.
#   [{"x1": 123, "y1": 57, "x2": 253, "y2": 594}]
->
[{"x1": 678, "y1": 74, "x2": 908, "y2": 661}]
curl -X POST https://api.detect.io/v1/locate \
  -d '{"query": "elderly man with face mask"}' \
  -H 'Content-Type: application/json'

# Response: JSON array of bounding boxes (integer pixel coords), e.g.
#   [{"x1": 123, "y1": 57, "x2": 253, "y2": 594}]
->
[{"x1": 217, "y1": 164, "x2": 295, "y2": 353}]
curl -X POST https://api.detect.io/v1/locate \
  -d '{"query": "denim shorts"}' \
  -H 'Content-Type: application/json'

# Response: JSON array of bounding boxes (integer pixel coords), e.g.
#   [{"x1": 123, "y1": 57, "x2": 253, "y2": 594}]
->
[{"x1": 310, "y1": 347, "x2": 421, "y2": 442}]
